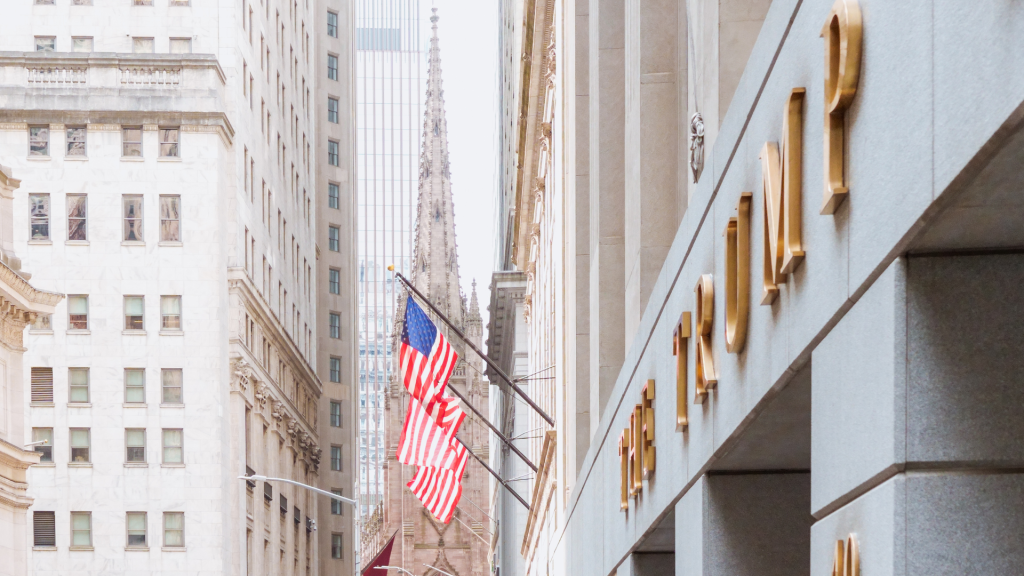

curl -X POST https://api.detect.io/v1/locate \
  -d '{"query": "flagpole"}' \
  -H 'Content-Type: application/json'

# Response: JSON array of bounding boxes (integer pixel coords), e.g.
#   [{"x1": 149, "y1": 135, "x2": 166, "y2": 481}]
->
[
  {"x1": 456, "y1": 437, "x2": 531, "y2": 510},
  {"x1": 443, "y1": 377, "x2": 538, "y2": 473},
  {"x1": 389, "y1": 267, "x2": 556, "y2": 427}
]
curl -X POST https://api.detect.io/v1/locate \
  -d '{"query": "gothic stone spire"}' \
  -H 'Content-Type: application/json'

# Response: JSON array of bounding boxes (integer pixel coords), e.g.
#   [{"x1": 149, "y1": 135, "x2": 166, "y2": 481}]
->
[{"x1": 410, "y1": 8, "x2": 464, "y2": 327}]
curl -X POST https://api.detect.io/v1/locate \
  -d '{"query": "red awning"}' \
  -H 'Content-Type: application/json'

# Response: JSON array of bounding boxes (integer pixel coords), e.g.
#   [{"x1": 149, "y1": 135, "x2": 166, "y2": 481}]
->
[{"x1": 360, "y1": 531, "x2": 397, "y2": 576}]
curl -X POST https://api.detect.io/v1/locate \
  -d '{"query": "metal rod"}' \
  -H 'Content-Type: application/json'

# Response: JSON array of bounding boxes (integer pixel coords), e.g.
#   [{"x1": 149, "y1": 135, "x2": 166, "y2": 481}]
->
[
  {"x1": 391, "y1": 270, "x2": 555, "y2": 427},
  {"x1": 443, "y1": 379, "x2": 538, "y2": 473},
  {"x1": 451, "y1": 514, "x2": 490, "y2": 545},
  {"x1": 456, "y1": 437, "x2": 530, "y2": 510}
]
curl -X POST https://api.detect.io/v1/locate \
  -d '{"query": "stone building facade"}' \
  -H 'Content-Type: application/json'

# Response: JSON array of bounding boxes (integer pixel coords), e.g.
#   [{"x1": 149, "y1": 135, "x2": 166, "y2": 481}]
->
[
  {"x1": 0, "y1": 0, "x2": 345, "y2": 574},
  {"x1": 497, "y1": 0, "x2": 1024, "y2": 575},
  {"x1": 363, "y1": 11, "x2": 492, "y2": 576},
  {"x1": 0, "y1": 165, "x2": 62, "y2": 576}
]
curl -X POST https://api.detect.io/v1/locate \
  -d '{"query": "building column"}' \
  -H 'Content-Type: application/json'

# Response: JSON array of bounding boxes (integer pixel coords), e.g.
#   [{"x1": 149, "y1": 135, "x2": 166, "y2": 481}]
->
[
  {"x1": 589, "y1": 0, "x2": 626, "y2": 435},
  {"x1": 574, "y1": 0, "x2": 593, "y2": 464},
  {"x1": 624, "y1": 0, "x2": 680, "y2": 343}
]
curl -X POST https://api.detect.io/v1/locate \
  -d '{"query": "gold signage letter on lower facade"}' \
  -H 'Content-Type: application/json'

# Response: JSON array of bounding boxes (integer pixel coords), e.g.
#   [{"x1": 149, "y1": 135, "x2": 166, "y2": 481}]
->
[
  {"x1": 693, "y1": 274, "x2": 716, "y2": 403},
  {"x1": 831, "y1": 534, "x2": 859, "y2": 576},
  {"x1": 631, "y1": 404, "x2": 642, "y2": 496},
  {"x1": 673, "y1": 312, "x2": 690, "y2": 431},
  {"x1": 641, "y1": 380, "x2": 655, "y2": 479},
  {"x1": 725, "y1": 193, "x2": 752, "y2": 353},
  {"x1": 761, "y1": 88, "x2": 806, "y2": 304},
  {"x1": 820, "y1": 0, "x2": 862, "y2": 214},
  {"x1": 618, "y1": 429, "x2": 629, "y2": 510}
]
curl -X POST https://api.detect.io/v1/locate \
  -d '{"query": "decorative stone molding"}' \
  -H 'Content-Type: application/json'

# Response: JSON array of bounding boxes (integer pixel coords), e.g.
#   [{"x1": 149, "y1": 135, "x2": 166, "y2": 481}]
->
[
  {"x1": 254, "y1": 382, "x2": 269, "y2": 411},
  {"x1": 271, "y1": 400, "x2": 285, "y2": 423},
  {"x1": 231, "y1": 358, "x2": 256, "y2": 392}
]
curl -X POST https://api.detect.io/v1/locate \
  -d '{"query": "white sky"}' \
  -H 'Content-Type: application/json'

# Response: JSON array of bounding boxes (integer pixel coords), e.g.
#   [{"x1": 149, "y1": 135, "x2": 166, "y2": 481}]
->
[{"x1": 430, "y1": 0, "x2": 499, "y2": 334}]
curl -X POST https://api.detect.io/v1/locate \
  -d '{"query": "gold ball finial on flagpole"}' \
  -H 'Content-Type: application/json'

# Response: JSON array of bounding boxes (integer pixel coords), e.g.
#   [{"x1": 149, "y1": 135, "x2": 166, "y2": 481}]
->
[{"x1": 387, "y1": 264, "x2": 395, "y2": 272}]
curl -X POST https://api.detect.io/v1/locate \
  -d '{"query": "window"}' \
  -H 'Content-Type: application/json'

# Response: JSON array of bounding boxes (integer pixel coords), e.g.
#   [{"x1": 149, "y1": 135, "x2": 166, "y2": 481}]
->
[
  {"x1": 328, "y1": 182, "x2": 339, "y2": 209},
  {"x1": 133, "y1": 0, "x2": 153, "y2": 5},
  {"x1": 163, "y1": 512, "x2": 184, "y2": 547},
  {"x1": 125, "y1": 369, "x2": 145, "y2": 403},
  {"x1": 34, "y1": 0, "x2": 56, "y2": 5},
  {"x1": 160, "y1": 195, "x2": 181, "y2": 241},
  {"x1": 161, "y1": 296, "x2": 182, "y2": 330},
  {"x1": 30, "y1": 367, "x2": 53, "y2": 403},
  {"x1": 31, "y1": 314, "x2": 52, "y2": 331},
  {"x1": 329, "y1": 313, "x2": 340, "y2": 339},
  {"x1": 69, "y1": 368, "x2": 89, "y2": 403},
  {"x1": 328, "y1": 140, "x2": 339, "y2": 166},
  {"x1": 71, "y1": 512, "x2": 92, "y2": 548},
  {"x1": 123, "y1": 195, "x2": 143, "y2": 241},
  {"x1": 330, "y1": 445, "x2": 341, "y2": 471},
  {"x1": 160, "y1": 128, "x2": 180, "y2": 157},
  {"x1": 126, "y1": 512, "x2": 147, "y2": 548},
  {"x1": 328, "y1": 98, "x2": 338, "y2": 123},
  {"x1": 169, "y1": 0, "x2": 190, "y2": 5},
  {"x1": 330, "y1": 357, "x2": 341, "y2": 383},
  {"x1": 169, "y1": 38, "x2": 192, "y2": 54},
  {"x1": 70, "y1": 428, "x2": 90, "y2": 462},
  {"x1": 34, "y1": 37, "x2": 55, "y2": 52},
  {"x1": 126, "y1": 429, "x2": 146, "y2": 462},
  {"x1": 327, "y1": 54, "x2": 338, "y2": 80},
  {"x1": 66, "y1": 127, "x2": 87, "y2": 156},
  {"x1": 328, "y1": 226, "x2": 339, "y2": 251},
  {"x1": 329, "y1": 269, "x2": 340, "y2": 294},
  {"x1": 33, "y1": 428, "x2": 53, "y2": 462},
  {"x1": 122, "y1": 127, "x2": 142, "y2": 157},
  {"x1": 65, "y1": 194, "x2": 88, "y2": 241},
  {"x1": 68, "y1": 295, "x2": 89, "y2": 330},
  {"x1": 124, "y1": 296, "x2": 144, "y2": 330},
  {"x1": 29, "y1": 126, "x2": 49, "y2": 156},
  {"x1": 29, "y1": 194, "x2": 50, "y2": 240},
  {"x1": 163, "y1": 429, "x2": 183, "y2": 463},
  {"x1": 330, "y1": 401, "x2": 341, "y2": 427},
  {"x1": 162, "y1": 369, "x2": 183, "y2": 404},
  {"x1": 331, "y1": 533, "x2": 343, "y2": 559},
  {"x1": 34, "y1": 512, "x2": 56, "y2": 548},
  {"x1": 71, "y1": 0, "x2": 92, "y2": 4},
  {"x1": 132, "y1": 37, "x2": 155, "y2": 53},
  {"x1": 327, "y1": 11, "x2": 338, "y2": 37},
  {"x1": 72, "y1": 37, "x2": 94, "y2": 52}
]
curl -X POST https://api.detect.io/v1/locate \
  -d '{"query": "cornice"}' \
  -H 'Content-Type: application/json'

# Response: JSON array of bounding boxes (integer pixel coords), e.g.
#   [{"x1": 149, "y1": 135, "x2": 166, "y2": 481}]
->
[{"x1": 0, "y1": 52, "x2": 227, "y2": 84}]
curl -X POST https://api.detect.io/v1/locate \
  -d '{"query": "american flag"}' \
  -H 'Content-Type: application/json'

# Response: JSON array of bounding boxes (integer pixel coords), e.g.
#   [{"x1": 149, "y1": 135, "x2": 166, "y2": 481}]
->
[
  {"x1": 406, "y1": 451, "x2": 468, "y2": 523},
  {"x1": 400, "y1": 296, "x2": 458, "y2": 404},
  {"x1": 397, "y1": 396, "x2": 466, "y2": 469}
]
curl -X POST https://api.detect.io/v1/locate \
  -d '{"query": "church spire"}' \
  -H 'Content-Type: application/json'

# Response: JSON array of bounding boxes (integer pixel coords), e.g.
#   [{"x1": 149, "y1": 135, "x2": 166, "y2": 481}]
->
[{"x1": 410, "y1": 7, "x2": 464, "y2": 326}]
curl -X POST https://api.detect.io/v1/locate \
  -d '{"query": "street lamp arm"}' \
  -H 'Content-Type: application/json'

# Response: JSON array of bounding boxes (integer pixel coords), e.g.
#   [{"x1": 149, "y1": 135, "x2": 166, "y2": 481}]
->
[
  {"x1": 424, "y1": 563, "x2": 457, "y2": 576},
  {"x1": 237, "y1": 475, "x2": 358, "y2": 506},
  {"x1": 379, "y1": 566, "x2": 416, "y2": 576}
]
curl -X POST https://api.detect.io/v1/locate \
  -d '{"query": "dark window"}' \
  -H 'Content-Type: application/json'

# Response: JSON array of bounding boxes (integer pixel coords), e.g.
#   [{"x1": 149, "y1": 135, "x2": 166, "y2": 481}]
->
[
  {"x1": 329, "y1": 269, "x2": 340, "y2": 294},
  {"x1": 328, "y1": 98, "x2": 338, "y2": 123},
  {"x1": 33, "y1": 511, "x2": 56, "y2": 547},
  {"x1": 330, "y1": 401, "x2": 341, "y2": 427},
  {"x1": 327, "y1": 12, "x2": 338, "y2": 37},
  {"x1": 328, "y1": 183, "x2": 339, "y2": 209}
]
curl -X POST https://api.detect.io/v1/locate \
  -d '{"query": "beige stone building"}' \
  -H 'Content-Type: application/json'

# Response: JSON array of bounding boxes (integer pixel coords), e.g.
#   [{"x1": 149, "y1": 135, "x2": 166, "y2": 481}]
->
[{"x1": 0, "y1": 166, "x2": 62, "y2": 576}]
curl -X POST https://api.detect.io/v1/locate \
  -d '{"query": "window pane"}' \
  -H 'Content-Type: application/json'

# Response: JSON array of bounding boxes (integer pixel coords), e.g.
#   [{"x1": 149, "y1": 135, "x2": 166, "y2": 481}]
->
[
  {"x1": 160, "y1": 196, "x2": 181, "y2": 241},
  {"x1": 33, "y1": 428, "x2": 53, "y2": 462},
  {"x1": 161, "y1": 296, "x2": 182, "y2": 330},
  {"x1": 328, "y1": 98, "x2": 339, "y2": 123},
  {"x1": 123, "y1": 196, "x2": 143, "y2": 241},
  {"x1": 71, "y1": 513, "x2": 91, "y2": 546},
  {"x1": 122, "y1": 128, "x2": 142, "y2": 157},
  {"x1": 127, "y1": 512, "x2": 147, "y2": 546},
  {"x1": 35, "y1": 37, "x2": 55, "y2": 52},
  {"x1": 126, "y1": 369, "x2": 145, "y2": 403},
  {"x1": 126, "y1": 429, "x2": 145, "y2": 462},
  {"x1": 30, "y1": 194, "x2": 50, "y2": 240},
  {"x1": 163, "y1": 429, "x2": 183, "y2": 463},
  {"x1": 162, "y1": 369, "x2": 183, "y2": 403},
  {"x1": 29, "y1": 126, "x2": 49, "y2": 156},
  {"x1": 66, "y1": 127, "x2": 87, "y2": 156},
  {"x1": 125, "y1": 296, "x2": 144, "y2": 330},
  {"x1": 330, "y1": 358, "x2": 341, "y2": 383},
  {"x1": 69, "y1": 368, "x2": 89, "y2": 402},
  {"x1": 328, "y1": 183, "x2": 339, "y2": 209},
  {"x1": 160, "y1": 128, "x2": 179, "y2": 157},
  {"x1": 164, "y1": 512, "x2": 184, "y2": 547},
  {"x1": 67, "y1": 195, "x2": 87, "y2": 240},
  {"x1": 72, "y1": 37, "x2": 93, "y2": 53},
  {"x1": 68, "y1": 296, "x2": 88, "y2": 329}
]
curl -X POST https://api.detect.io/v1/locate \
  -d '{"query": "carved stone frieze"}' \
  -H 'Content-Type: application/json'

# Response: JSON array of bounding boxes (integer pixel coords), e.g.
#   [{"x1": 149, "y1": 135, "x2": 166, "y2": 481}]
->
[
  {"x1": 254, "y1": 383, "x2": 269, "y2": 411},
  {"x1": 231, "y1": 358, "x2": 256, "y2": 392}
]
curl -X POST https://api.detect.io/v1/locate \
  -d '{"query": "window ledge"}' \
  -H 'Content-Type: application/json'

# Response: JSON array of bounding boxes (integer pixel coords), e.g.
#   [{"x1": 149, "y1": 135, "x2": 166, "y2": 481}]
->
[
  {"x1": 29, "y1": 330, "x2": 54, "y2": 335},
  {"x1": 27, "y1": 156, "x2": 51, "y2": 161},
  {"x1": 121, "y1": 241, "x2": 145, "y2": 247},
  {"x1": 123, "y1": 403, "x2": 147, "y2": 408},
  {"x1": 68, "y1": 463, "x2": 92, "y2": 468},
  {"x1": 161, "y1": 463, "x2": 185, "y2": 468},
  {"x1": 33, "y1": 462, "x2": 55, "y2": 468},
  {"x1": 64, "y1": 156, "x2": 88, "y2": 161},
  {"x1": 124, "y1": 462, "x2": 149, "y2": 468},
  {"x1": 29, "y1": 402, "x2": 55, "y2": 408},
  {"x1": 65, "y1": 240, "x2": 89, "y2": 246},
  {"x1": 68, "y1": 402, "x2": 92, "y2": 408},
  {"x1": 69, "y1": 546, "x2": 94, "y2": 552},
  {"x1": 32, "y1": 546, "x2": 57, "y2": 552},
  {"x1": 27, "y1": 240, "x2": 52, "y2": 245},
  {"x1": 161, "y1": 547, "x2": 186, "y2": 552},
  {"x1": 122, "y1": 330, "x2": 147, "y2": 336},
  {"x1": 66, "y1": 329, "x2": 91, "y2": 335},
  {"x1": 121, "y1": 156, "x2": 145, "y2": 162},
  {"x1": 157, "y1": 157, "x2": 182, "y2": 162},
  {"x1": 160, "y1": 403, "x2": 185, "y2": 408},
  {"x1": 125, "y1": 546, "x2": 150, "y2": 552},
  {"x1": 159, "y1": 241, "x2": 183, "y2": 247},
  {"x1": 159, "y1": 330, "x2": 184, "y2": 336}
]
